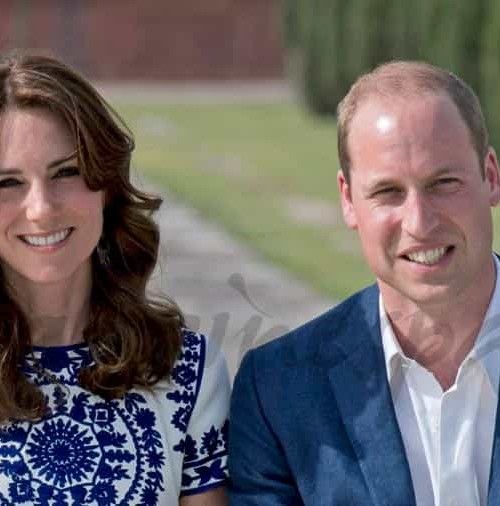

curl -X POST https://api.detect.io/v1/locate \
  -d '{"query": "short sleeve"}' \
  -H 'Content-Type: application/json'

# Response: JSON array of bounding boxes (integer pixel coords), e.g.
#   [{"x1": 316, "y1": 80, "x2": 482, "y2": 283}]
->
[{"x1": 179, "y1": 332, "x2": 230, "y2": 496}]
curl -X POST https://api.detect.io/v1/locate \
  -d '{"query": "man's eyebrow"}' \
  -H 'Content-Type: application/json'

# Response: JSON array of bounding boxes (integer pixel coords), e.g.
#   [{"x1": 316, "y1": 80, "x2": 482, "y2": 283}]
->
[
  {"x1": 362, "y1": 177, "x2": 398, "y2": 194},
  {"x1": 0, "y1": 152, "x2": 78, "y2": 175},
  {"x1": 431, "y1": 167, "x2": 459, "y2": 176},
  {"x1": 362, "y1": 166, "x2": 460, "y2": 192}
]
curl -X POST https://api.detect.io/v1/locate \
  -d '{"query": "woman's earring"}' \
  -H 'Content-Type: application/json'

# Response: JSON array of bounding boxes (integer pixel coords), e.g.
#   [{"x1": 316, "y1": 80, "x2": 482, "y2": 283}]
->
[{"x1": 97, "y1": 237, "x2": 111, "y2": 267}]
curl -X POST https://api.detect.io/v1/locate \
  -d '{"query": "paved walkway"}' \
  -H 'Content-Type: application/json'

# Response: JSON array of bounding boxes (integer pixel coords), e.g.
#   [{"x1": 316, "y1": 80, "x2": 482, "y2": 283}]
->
[
  {"x1": 105, "y1": 82, "x2": 335, "y2": 379},
  {"x1": 144, "y1": 185, "x2": 334, "y2": 379}
]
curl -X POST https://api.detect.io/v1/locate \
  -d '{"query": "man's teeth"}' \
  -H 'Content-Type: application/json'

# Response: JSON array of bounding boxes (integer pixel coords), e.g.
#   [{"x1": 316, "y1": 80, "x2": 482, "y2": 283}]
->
[
  {"x1": 406, "y1": 247, "x2": 447, "y2": 265},
  {"x1": 22, "y1": 228, "x2": 71, "y2": 247}
]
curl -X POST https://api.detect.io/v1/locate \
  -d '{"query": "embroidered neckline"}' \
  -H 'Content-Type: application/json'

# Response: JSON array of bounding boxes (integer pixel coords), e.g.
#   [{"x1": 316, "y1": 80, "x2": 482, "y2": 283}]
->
[
  {"x1": 31, "y1": 342, "x2": 88, "y2": 353},
  {"x1": 24, "y1": 345, "x2": 93, "y2": 386}
]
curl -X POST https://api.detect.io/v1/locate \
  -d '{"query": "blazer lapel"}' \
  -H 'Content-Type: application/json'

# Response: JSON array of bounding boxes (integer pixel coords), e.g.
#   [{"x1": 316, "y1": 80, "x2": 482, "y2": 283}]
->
[
  {"x1": 484, "y1": 253, "x2": 500, "y2": 504},
  {"x1": 325, "y1": 287, "x2": 416, "y2": 506},
  {"x1": 488, "y1": 393, "x2": 500, "y2": 503}
]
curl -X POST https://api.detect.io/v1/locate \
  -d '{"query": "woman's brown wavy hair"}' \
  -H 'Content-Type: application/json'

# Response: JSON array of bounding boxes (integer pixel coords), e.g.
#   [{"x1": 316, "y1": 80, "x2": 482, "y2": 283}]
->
[{"x1": 0, "y1": 52, "x2": 184, "y2": 421}]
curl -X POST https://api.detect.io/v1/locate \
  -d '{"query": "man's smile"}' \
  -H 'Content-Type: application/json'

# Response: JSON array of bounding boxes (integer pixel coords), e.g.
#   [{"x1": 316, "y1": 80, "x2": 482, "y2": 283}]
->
[{"x1": 401, "y1": 246, "x2": 454, "y2": 266}]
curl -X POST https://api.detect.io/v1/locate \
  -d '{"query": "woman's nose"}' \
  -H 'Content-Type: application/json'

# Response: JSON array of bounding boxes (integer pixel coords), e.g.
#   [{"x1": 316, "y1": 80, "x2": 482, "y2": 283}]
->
[{"x1": 24, "y1": 182, "x2": 59, "y2": 222}]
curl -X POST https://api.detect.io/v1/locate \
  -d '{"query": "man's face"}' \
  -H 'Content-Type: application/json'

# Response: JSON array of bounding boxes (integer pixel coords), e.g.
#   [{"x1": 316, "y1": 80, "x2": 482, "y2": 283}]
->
[{"x1": 338, "y1": 93, "x2": 500, "y2": 308}]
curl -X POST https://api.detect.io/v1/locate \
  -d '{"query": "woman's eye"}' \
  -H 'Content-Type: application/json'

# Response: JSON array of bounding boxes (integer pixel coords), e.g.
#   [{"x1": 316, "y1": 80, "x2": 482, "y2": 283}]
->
[
  {"x1": 0, "y1": 178, "x2": 22, "y2": 188},
  {"x1": 54, "y1": 166, "x2": 80, "y2": 178}
]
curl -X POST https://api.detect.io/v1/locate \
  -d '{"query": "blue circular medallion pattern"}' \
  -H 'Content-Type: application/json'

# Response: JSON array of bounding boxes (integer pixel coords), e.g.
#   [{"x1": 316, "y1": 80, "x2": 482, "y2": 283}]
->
[
  {"x1": 26, "y1": 415, "x2": 101, "y2": 487},
  {"x1": 0, "y1": 331, "x2": 229, "y2": 504}
]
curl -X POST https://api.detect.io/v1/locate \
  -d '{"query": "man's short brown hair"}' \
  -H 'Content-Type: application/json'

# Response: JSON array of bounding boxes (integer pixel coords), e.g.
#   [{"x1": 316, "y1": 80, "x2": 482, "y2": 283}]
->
[{"x1": 337, "y1": 61, "x2": 489, "y2": 183}]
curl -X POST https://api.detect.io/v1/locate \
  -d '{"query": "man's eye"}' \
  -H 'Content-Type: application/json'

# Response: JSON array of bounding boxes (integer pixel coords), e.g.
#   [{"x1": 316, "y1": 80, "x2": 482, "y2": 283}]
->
[
  {"x1": 373, "y1": 187, "x2": 399, "y2": 197},
  {"x1": 54, "y1": 166, "x2": 80, "y2": 178},
  {"x1": 0, "y1": 178, "x2": 22, "y2": 188},
  {"x1": 432, "y1": 178, "x2": 459, "y2": 189}
]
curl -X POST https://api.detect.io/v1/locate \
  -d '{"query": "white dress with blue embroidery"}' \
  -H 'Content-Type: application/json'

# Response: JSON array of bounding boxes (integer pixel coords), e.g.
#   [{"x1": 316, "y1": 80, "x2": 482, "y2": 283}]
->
[{"x1": 0, "y1": 329, "x2": 230, "y2": 505}]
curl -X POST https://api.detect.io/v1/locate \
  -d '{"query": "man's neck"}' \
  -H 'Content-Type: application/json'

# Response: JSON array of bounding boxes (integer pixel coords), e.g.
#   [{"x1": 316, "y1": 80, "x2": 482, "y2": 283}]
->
[
  {"x1": 380, "y1": 266, "x2": 496, "y2": 391},
  {"x1": 387, "y1": 309, "x2": 481, "y2": 390}
]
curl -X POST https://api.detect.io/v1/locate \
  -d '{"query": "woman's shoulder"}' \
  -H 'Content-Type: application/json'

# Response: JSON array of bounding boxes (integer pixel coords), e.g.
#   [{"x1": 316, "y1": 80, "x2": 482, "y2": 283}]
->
[
  {"x1": 167, "y1": 328, "x2": 229, "y2": 412},
  {"x1": 165, "y1": 328, "x2": 230, "y2": 496},
  {"x1": 173, "y1": 328, "x2": 226, "y2": 379}
]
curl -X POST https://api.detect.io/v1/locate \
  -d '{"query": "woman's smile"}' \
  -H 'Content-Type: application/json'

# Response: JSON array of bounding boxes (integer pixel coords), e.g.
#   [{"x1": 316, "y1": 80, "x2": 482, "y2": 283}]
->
[{"x1": 19, "y1": 227, "x2": 74, "y2": 249}]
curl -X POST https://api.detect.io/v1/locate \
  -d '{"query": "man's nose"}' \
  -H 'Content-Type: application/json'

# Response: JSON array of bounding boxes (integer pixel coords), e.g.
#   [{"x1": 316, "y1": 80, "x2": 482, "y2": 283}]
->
[
  {"x1": 25, "y1": 183, "x2": 58, "y2": 222},
  {"x1": 401, "y1": 190, "x2": 439, "y2": 238}
]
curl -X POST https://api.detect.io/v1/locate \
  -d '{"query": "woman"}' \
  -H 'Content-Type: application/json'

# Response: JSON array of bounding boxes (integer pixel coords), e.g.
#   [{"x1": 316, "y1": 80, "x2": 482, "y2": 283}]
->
[{"x1": 0, "y1": 53, "x2": 229, "y2": 505}]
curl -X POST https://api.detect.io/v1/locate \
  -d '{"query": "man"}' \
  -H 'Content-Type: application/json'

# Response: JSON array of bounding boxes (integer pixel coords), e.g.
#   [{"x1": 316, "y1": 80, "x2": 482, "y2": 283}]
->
[{"x1": 228, "y1": 61, "x2": 500, "y2": 505}]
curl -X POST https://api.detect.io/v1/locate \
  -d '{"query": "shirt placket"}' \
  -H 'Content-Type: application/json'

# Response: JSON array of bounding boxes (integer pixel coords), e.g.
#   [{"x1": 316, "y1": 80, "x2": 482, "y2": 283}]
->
[
  {"x1": 438, "y1": 361, "x2": 482, "y2": 506},
  {"x1": 407, "y1": 362, "x2": 442, "y2": 503}
]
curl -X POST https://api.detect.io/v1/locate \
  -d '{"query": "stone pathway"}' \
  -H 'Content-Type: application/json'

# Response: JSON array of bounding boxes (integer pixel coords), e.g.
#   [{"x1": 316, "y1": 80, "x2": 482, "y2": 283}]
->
[
  {"x1": 103, "y1": 81, "x2": 335, "y2": 379},
  {"x1": 144, "y1": 185, "x2": 335, "y2": 379}
]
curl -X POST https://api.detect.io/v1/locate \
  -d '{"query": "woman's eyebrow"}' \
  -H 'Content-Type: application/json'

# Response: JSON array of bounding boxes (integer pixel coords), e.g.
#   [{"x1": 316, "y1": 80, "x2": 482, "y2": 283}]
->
[
  {"x1": 0, "y1": 152, "x2": 78, "y2": 174},
  {"x1": 47, "y1": 152, "x2": 78, "y2": 169}
]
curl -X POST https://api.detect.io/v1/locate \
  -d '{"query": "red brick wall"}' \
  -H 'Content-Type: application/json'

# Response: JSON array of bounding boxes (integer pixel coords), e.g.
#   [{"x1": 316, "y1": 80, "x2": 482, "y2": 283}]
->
[{"x1": 0, "y1": 0, "x2": 285, "y2": 80}]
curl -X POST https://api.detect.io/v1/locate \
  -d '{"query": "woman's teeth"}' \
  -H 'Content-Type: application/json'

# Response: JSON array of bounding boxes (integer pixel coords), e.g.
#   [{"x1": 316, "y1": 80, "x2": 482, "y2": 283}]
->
[{"x1": 21, "y1": 228, "x2": 72, "y2": 247}]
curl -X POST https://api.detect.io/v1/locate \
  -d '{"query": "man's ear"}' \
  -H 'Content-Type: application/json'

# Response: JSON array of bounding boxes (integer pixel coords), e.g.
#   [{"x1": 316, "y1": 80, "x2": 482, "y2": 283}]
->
[
  {"x1": 337, "y1": 170, "x2": 358, "y2": 229},
  {"x1": 485, "y1": 147, "x2": 500, "y2": 207}
]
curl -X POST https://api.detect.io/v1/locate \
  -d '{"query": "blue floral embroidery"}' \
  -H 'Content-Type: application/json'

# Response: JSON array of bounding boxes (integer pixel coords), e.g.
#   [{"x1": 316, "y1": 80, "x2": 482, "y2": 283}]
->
[
  {"x1": 9, "y1": 479, "x2": 34, "y2": 502},
  {"x1": 172, "y1": 363, "x2": 197, "y2": 388},
  {"x1": 168, "y1": 330, "x2": 228, "y2": 492},
  {"x1": 26, "y1": 417, "x2": 101, "y2": 487},
  {"x1": 0, "y1": 331, "x2": 227, "y2": 504}
]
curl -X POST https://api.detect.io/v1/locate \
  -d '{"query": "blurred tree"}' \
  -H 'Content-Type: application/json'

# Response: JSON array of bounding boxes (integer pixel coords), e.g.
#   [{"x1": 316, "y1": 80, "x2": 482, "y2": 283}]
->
[
  {"x1": 384, "y1": 0, "x2": 413, "y2": 59},
  {"x1": 301, "y1": 0, "x2": 350, "y2": 115},
  {"x1": 284, "y1": 0, "x2": 299, "y2": 48},
  {"x1": 285, "y1": 0, "x2": 493, "y2": 121},
  {"x1": 481, "y1": 0, "x2": 500, "y2": 151},
  {"x1": 285, "y1": 0, "x2": 438, "y2": 114},
  {"x1": 342, "y1": 0, "x2": 431, "y2": 87},
  {"x1": 343, "y1": 0, "x2": 382, "y2": 80},
  {"x1": 284, "y1": 0, "x2": 308, "y2": 49},
  {"x1": 429, "y1": 0, "x2": 485, "y2": 93},
  {"x1": 384, "y1": 0, "x2": 437, "y2": 60},
  {"x1": 412, "y1": 0, "x2": 438, "y2": 59}
]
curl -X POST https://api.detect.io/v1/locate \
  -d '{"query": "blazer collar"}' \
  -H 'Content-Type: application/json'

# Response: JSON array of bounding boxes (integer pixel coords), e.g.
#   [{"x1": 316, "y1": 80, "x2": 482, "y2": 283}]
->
[
  {"x1": 325, "y1": 285, "x2": 416, "y2": 506},
  {"x1": 486, "y1": 256, "x2": 500, "y2": 504}
]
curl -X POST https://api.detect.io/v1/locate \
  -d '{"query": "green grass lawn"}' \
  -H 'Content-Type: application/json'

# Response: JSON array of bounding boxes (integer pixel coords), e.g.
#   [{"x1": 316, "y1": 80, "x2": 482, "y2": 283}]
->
[{"x1": 112, "y1": 99, "x2": 500, "y2": 300}]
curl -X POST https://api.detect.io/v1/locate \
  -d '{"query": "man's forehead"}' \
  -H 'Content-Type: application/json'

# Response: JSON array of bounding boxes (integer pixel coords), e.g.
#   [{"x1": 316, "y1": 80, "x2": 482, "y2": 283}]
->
[
  {"x1": 353, "y1": 90, "x2": 447, "y2": 118},
  {"x1": 349, "y1": 91, "x2": 464, "y2": 140},
  {"x1": 347, "y1": 91, "x2": 480, "y2": 175}
]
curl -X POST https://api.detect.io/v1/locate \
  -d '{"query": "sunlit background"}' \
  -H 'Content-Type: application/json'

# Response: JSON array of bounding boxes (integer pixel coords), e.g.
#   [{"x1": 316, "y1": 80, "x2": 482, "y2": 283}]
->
[{"x1": 1, "y1": 0, "x2": 499, "y2": 301}]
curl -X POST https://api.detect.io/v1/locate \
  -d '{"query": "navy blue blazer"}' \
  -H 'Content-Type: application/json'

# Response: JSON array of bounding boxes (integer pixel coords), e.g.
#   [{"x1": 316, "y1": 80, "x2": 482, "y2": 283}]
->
[{"x1": 228, "y1": 284, "x2": 500, "y2": 505}]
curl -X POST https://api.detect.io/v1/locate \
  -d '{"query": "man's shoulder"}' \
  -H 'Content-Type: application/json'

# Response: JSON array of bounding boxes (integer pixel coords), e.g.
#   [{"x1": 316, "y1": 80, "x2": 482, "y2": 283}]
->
[{"x1": 246, "y1": 283, "x2": 379, "y2": 371}]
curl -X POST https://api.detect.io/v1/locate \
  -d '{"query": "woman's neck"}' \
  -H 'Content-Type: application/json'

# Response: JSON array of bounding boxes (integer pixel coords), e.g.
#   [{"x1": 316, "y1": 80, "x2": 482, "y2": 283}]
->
[{"x1": 6, "y1": 265, "x2": 92, "y2": 347}]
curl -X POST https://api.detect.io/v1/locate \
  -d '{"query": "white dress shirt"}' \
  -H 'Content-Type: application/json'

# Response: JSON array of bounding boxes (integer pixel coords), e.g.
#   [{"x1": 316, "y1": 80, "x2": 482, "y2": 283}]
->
[{"x1": 381, "y1": 255, "x2": 500, "y2": 506}]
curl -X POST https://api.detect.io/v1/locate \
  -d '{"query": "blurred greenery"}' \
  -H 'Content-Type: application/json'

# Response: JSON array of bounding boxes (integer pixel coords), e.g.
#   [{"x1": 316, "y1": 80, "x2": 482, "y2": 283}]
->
[
  {"x1": 114, "y1": 100, "x2": 500, "y2": 299},
  {"x1": 285, "y1": 0, "x2": 500, "y2": 151},
  {"x1": 116, "y1": 101, "x2": 373, "y2": 299}
]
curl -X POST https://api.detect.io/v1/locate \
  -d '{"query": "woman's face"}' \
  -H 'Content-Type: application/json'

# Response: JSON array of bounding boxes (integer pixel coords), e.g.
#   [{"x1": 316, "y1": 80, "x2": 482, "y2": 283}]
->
[{"x1": 0, "y1": 107, "x2": 104, "y2": 292}]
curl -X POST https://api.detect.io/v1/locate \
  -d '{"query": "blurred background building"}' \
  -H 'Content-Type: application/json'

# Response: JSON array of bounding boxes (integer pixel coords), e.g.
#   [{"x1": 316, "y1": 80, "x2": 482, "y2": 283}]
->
[{"x1": 0, "y1": 0, "x2": 285, "y2": 80}]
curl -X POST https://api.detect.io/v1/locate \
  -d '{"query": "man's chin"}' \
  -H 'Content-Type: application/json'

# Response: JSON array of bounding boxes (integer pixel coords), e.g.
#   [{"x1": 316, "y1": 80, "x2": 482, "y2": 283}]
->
[{"x1": 379, "y1": 279, "x2": 460, "y2": 308}]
